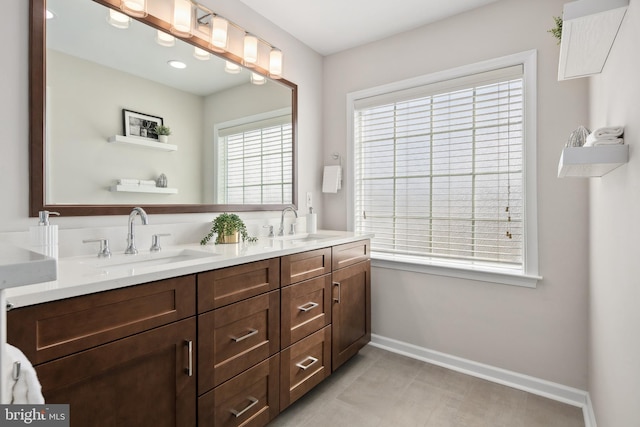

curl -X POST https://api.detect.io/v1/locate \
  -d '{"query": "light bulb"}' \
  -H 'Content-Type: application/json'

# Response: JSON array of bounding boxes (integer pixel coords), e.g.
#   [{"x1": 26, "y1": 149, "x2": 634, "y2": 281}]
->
[
  {"x1": 225, "y1": 61, "x2": 241, "y2": 74},
  {"x1": 107, "y1": 9, "x2": 130, "y2": 29},
  {"x1": 120, "y1": 0, "x2": 147, "y2": 18},
  {"x1": 210, "y1": 16, "x2": 228, "y2": 51},
  {"x1": 194, "y1": 47, "x2": 210, "y2": 60},
  {"x1": 156, "y1": 30, "x2": 175, "y2": 47},
  {"x1": 269, "y1": 49, "x2": 283, "y2": 78},
  {"x1": 251, "y1": 73, "x2": 266, "y2": 85},
  {"x1": 243, "y1": 34, "x2": 258, "y2": 66},
  {"x1": 171, "y1": 0, "x2": 193, "y2": 37}
]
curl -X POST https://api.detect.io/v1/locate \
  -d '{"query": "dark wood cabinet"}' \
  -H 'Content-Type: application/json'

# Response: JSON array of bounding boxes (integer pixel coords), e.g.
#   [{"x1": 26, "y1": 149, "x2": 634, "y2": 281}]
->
[
  {"x1": 36, "y1": 318, "x2": 196, "y2": 426},
  {"x1": 331, "y1": 241, "x2": 371, "y2": 371},
  {"x1": 7, "y1": 239, "x2": 370, "y2": 427}
]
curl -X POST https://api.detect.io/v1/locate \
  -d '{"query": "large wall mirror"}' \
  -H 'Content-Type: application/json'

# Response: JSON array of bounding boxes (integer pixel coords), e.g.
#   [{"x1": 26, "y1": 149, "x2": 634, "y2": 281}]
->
[{"x1": 30, "y1": 0, "x2": 298, "y2": 216}]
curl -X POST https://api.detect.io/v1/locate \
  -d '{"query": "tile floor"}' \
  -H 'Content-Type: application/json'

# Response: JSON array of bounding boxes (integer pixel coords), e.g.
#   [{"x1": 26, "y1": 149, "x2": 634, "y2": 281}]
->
[{"x1": 271, "y1": 345, "x2": 585, "y2": 427}]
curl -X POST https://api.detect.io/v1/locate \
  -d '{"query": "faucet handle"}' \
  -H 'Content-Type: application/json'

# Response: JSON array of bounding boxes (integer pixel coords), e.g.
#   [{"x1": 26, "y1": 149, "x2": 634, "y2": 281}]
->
[
  {"x1": 263, "y1": 225, "x2": 274, "y2": 237},
  {"x1": 150, "y1": 233, "x2": 171, "y2": 252},
  {"x1": 83, "y1": 238, "x2": 111, "y2": 258}
]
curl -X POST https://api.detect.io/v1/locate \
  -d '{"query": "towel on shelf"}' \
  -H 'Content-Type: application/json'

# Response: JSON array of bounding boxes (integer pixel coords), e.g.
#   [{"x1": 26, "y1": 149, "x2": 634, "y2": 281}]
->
[
  {"x1": 592, "y1": 126, "x2": 624, "y2": 139},
  {"x1": 139, "y1": 180, "x2": 157, "y2": 186},
  {"x1": 592, "y1": 138, "x2": 624, "y2": 146},
  {"x1": 117, "y1": 178, "x2": 139, "y2": 185},
  {"x1": 2, "y1": 344, "x2": 44, "y2": 404}
]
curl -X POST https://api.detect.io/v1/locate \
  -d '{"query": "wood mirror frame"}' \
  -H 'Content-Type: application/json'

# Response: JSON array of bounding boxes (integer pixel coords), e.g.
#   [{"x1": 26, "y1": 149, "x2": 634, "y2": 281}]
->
[{"x1": 29, "y1": 0, "x2": 298, "y2": 217}]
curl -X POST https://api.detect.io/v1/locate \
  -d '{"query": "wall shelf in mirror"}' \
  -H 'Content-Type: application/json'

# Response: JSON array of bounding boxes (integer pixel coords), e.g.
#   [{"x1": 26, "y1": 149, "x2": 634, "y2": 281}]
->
[
  {"x1": 108, "y1": 135, "x2": 178, "y2": 152},
  {"x1": 558, "y1": 145, "x2": 628, "y2": 177},
  {"x1": 110, "y1": 185, "x2": 178, "y2": 194}
]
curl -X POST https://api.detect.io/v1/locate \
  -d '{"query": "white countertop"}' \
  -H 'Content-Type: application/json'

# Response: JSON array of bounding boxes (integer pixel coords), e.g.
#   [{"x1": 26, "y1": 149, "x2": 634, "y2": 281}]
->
[
  {"x1": 5, "y1": 231, "x2": 371, "y2": 308},
  {"x1": 0, "y1": 243, "x2": 57, "y2": 290}
]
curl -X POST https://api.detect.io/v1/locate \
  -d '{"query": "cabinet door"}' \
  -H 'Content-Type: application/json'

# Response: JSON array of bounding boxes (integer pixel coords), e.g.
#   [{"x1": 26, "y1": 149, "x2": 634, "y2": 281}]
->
[
  {"x1": 35, "y1": 318, "x2": 197, "y2": 427},
  {"x1": 332, "y1": 260, "x2": 371, "y2": 371}
]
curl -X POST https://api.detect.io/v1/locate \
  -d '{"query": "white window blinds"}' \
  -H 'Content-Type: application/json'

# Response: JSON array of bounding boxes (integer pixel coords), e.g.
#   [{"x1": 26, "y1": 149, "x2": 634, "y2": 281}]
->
[
  {"x1": 353, "y1": 65, "x2": 525, "y2": 269},
  {"x1": 218, "y1": 115, "x2": 292, "y2": 205}
]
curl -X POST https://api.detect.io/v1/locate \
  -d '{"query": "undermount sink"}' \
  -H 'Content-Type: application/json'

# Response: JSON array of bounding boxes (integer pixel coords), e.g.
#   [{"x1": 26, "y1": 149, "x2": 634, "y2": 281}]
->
[
  {"x1": 270, "y1": 233, "x2": 334, "y2": 244},
  {"x1": 79, "y1": 249, "x2": 214, "y2": 274}
]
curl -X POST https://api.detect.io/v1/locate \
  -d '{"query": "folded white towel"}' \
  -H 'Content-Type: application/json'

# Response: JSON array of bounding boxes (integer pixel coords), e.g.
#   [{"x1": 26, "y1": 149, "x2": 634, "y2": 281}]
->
[
  {"x1": 139, "y1": 180, "x2": 157, "y2": 186},
  {"x1": 592, "y1": 126, "x2": 624, "y2": 139},
  {"x1": 117, "y1": 178, "x2": 139, "y2": 185},
  {"x1": 593, "y1": 138, "x2": 624, "y2": 146},
  {"x1": 585, "y1": 133, "x2": 624, "y2": 147},
  {"x1": 3, "y1": 344, "x2": 44, "y2": 404}
]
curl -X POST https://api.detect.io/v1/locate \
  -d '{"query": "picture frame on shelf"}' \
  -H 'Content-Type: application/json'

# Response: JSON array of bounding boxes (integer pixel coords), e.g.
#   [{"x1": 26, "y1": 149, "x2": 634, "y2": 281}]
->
[{"x1": 122, "y1": 109, "x2": 163, "y2": 140}]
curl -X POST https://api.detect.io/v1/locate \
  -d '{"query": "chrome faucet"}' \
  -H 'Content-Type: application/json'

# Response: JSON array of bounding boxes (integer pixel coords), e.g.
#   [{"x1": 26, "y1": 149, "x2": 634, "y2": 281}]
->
[
  {"x1": 125, "y1": 207, "x2": 149, "y2": 254},
  {"x1": 278, "y1": 206, "x2": 298, "y2": 236}
]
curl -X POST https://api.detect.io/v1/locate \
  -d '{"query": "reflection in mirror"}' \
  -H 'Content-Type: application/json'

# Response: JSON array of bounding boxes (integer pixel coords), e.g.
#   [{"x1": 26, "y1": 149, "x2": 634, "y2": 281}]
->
[{"x1": 30, "y1": 0, "x2": 297, "y2": 216}]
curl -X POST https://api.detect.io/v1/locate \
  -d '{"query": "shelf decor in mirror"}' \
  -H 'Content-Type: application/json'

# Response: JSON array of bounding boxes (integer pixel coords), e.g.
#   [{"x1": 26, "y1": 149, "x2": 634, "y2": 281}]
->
[{"x1": 29, "y1": 0, "x2": 298, "y2": 216}]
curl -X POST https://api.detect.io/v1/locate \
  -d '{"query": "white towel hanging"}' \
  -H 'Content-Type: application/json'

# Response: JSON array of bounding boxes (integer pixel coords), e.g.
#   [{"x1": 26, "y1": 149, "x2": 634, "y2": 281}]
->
[{"x1": 2, "y1": 344, "x2": 44, "y2": 404}]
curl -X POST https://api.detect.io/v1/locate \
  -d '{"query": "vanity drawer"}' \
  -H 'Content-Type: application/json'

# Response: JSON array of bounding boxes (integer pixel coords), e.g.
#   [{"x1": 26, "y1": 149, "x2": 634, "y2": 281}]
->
[
  {"x1": 280, "y1": 326, "x2": 331, "y2": 411},
  {"x1": 7, "y1": 275, "x2": 196, "y2": 365},
  {"x1": 197, "y1": 258, "x2": 280, "y2": 313},
  {"x1": 198, "y1": 355, "x2": 279, "y2": 427},
  {"x1": 332, "y1": 239, "x2": 370, "y2": 270},
  {"x1": 198, "y1": 290, "x2": 280, "y2": 394},
  {"x1": 281, "y1": 247, "x2": 331, "y2": 286},
  {"x1": 280, "y1": 274, "x2": 331, "y2": 348}
]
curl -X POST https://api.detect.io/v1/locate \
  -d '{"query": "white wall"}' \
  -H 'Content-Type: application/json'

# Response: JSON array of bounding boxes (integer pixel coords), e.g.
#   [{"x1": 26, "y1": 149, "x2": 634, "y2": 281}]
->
[
  {"x1": 0, "y1": 0, "x2": 323, "y2": 237},
  {"x1": 322, "y1": 0, "x2": 590, "y2": 389},
  {"x1": 588, "y1": 0, "x2": 640, "y2": 424}
]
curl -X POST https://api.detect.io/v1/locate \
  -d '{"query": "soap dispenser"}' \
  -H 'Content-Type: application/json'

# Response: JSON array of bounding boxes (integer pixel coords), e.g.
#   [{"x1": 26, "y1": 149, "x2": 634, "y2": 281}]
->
[{"x1": 30, "y1": 210, "x2": 60, "y2": 258}]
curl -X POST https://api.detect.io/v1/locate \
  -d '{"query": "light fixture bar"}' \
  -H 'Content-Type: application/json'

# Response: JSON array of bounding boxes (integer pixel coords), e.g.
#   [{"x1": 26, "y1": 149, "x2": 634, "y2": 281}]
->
[{"x1": 120, "y1": 0, "x2": 147, "y2": 18}]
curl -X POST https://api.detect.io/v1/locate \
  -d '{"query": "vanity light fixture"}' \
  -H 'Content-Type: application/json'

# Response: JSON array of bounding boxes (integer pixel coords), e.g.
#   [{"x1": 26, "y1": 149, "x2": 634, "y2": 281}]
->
[
  {"x1": 107, "y1": 9, "x2": 131, "y2": 29},
  {"x1": 120, "y1": 0, "x2": 147, "y2": 18},
  {"x1": 224, "y1": 61, "x2": 241, "y2": 74},
  {"x1": 156, "y1": 30, "x2": 175, "y2": 47},
  {"x1": 171, "y1": 0, "x2": 193, "y2": 38},
  {"x1": 194, "y1": 47, "x2": 210, "y2": 60},
  {"x1": 251, "y1": 72, "x2": 266, "y2": 85},
  {"x1": 269, "y1": 49, "x2": 283, "y2": 79},
  {"x1": 210, "y1": 15, "x2": 228, "y2": 51},
  {"x1": 167, "y1": 60, "x2": 187, "y2": 69},
  {"x1": 243, "y1": 34, "x2": 258, "y2": 66}
]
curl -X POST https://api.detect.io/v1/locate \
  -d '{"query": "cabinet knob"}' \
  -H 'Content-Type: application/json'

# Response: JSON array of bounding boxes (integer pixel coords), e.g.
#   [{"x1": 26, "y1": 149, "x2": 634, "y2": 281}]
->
[{"x1": 83, "y1": 238, "x2": 111, "y2": 258}]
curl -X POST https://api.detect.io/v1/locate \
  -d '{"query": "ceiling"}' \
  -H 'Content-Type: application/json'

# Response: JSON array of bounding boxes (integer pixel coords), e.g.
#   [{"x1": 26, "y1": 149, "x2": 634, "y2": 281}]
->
[{"x1": 238, "y1": 0, "x2": 499, "y2": 56}]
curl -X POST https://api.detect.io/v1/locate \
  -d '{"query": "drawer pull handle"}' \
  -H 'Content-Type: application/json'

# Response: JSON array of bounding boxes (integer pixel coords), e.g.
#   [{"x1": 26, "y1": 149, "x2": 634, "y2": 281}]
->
[
  {"x1": 231, "y1": 328, "x2": 258, "y2": 343},
  {"x1": 230, "y1": 396, "x2": 259, "y2": 418},
  {"x1": 185, "y1": 340, "x2": 193, "y2": 377},
  {"x1": 333, "y1": 282, "x2": 341, "y2": 303},
  {"x1": 298, "y1": 301, "x2": 319, "y2": 312},
  {"x1": 296, "y1": 356, "x2": 319, "y2": 370}
]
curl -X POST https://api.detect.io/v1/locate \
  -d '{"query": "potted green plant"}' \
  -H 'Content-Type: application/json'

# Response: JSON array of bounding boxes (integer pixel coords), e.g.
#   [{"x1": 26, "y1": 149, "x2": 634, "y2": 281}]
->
[
  {"x1": 548, "y1": 16, "x2": 562, "y2": 45},
  {"x1": 154, "y1": 125, "x2": 171, "y2": 143},
  {"x1": 200, "y1": 213, "x2": 257, "y2": 245}
]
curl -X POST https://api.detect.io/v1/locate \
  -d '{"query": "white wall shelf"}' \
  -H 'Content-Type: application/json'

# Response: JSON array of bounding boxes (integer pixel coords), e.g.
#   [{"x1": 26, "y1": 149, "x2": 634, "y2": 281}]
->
[
  {"x1": 110, "y1": 185, "x2": 178, "y2": 194},
  {"x1": 107, "y1": 135, "x2": 177, "y2": 152},
  {"x1": 558, "y1": 145, "x2": 629, "y2": 177},
  {"x1": 557, "y1": 0, "x2": 628, "y2": 81}
]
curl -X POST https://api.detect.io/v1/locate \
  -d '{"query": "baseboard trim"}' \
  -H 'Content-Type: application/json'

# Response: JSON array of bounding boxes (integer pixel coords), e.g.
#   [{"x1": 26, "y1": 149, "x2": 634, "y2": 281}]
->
[{"x1": 370, "y1": 334, "x2": 594, "y2": 425}]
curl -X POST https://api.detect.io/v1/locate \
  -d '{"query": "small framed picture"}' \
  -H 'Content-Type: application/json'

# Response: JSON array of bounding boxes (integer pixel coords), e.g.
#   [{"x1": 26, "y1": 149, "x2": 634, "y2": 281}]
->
[{"x1": 122, "y1": 109, "x2": 163, "y2": 140}]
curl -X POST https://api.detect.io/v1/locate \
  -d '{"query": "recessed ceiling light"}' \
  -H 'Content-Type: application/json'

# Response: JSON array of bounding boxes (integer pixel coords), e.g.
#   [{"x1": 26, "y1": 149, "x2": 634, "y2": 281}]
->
[{"x1": 168, "y1": 60, "x2": 187, "y2": 69}]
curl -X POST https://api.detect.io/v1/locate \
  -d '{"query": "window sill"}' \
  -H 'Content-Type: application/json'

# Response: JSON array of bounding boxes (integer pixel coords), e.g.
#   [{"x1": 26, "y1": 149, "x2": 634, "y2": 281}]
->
[{"x1": 371, "y1": 252, "x2": 541, "y2": 288}]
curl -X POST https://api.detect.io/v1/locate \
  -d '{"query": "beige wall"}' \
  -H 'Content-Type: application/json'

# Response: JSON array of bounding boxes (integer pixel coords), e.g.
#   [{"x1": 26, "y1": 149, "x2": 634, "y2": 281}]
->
[
  {"x1": 322, "y1": 0, "x2": 590, "y2": 389},
  {"x1": 588, "y1": 0, "x2": 640, "y2": 424}
]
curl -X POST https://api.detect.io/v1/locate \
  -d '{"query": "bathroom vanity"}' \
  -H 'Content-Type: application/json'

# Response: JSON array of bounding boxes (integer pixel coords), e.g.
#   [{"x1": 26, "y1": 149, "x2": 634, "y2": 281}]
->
[{"x1": 6, "y1": 233, "x2": 370, "y2": 426}]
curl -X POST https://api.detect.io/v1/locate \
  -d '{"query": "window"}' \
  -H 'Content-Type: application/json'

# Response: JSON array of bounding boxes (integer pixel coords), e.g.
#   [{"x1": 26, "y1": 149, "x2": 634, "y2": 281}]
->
[
  {"x1": 216, "y1": 111, "x2": 292, "y2": 205},
  {"x1": 349, "y1": 51, "x2": 539, "y2": 287}
]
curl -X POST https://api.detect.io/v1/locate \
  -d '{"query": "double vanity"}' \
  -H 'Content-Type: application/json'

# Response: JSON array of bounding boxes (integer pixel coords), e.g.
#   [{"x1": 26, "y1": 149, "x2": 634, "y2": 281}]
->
[{"x1": 6, "y1": 231, "x2": 371, "y2": 426}]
